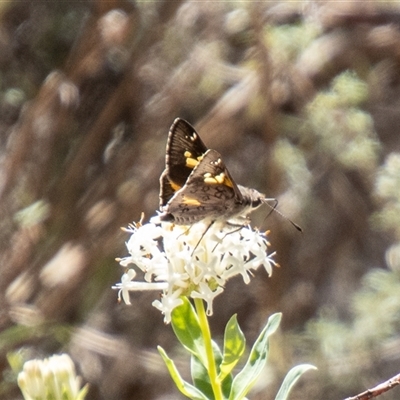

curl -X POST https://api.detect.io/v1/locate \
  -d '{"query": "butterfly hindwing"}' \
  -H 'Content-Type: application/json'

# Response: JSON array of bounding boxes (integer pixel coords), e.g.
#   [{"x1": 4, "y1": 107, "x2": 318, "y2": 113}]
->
[
  {"x1": 162, "y1": 149, "x2": 244, "y2": 224},
  {"x1": 159, "y1": 172, "x2": 179, "y2": 207}
]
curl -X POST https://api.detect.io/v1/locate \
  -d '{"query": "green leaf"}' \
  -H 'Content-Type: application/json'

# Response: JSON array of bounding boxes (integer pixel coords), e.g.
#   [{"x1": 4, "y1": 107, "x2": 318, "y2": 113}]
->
[
  {"x1": 171, "y1": 297, "x2": 207, "y2": 366},
  {"x1": 219, "y1": 315, "x2": 246, "y2": 382},
  {"x1": 191, "y1": 340, "x2": 223, "y2": 400},
  {"x1": 229, "y1": 313, "x2": 282, "y2": 400},
  {"x1": 275, "y1": 364, "x2": 317, "y2": 400},
  {"x1": 221, "y1": 366, "x2": 234, "y2": 399},
  {"x1": 212, "y1": 340, "x2": 233, "y2": 399},
  {"x1": 191, "y1": 355, "x2": 214, "y2": 399},
  {"x1": 158, "y1": 346, "x2": 209, "y2": 400},
  {"x1": 211, "y1": 339, "x2": 223, "y2": 374}
]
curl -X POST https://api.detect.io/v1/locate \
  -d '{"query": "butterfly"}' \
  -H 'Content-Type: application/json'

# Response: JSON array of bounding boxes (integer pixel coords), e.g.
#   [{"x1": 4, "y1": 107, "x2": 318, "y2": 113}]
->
[{"x1": 158, "y1": 118, "x2": 279, "y2": 226}]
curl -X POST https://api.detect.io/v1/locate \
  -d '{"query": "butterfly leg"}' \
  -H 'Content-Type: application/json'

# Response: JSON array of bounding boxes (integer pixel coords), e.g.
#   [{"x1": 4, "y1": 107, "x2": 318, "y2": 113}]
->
[
  {"x1": 177, "y1": 225, "x2": 192, "y2": 239},
  {"x1": 191, "y1": 220, "x2": 216, "y2": 256},
  {"x1": 210, "y1": 219, "x2": 250, "y2": 253}
]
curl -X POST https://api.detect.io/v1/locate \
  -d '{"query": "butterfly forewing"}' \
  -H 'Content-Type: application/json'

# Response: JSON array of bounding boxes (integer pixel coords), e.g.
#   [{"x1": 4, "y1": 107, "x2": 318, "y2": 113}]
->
[
  {"x1": 165, "y1": 119, "x2": 208, "y2": 186},
  {"x1": 160, "y1": 118, "x2": 208, "y2": 207}
]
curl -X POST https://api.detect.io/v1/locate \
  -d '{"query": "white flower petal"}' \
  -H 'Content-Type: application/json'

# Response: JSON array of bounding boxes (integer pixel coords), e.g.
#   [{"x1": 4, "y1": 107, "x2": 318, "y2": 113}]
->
[{"x1": 191, "y1": 283, "x2": 224, "y2": 315}]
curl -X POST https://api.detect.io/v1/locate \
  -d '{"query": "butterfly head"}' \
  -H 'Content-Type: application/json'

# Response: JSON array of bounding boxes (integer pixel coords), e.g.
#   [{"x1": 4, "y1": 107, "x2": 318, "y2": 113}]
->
[{"x1": 234, "y1": 185, "x2": 264, "y2": 215}]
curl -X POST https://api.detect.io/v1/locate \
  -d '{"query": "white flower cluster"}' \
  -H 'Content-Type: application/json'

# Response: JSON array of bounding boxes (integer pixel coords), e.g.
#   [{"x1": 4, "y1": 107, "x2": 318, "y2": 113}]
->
[
  {"x1": 18, "y1": 354, "x2": 87, "y2": 400},
  {"x1": 113, "y1": 219, "x2": 276, "y2": 323}
]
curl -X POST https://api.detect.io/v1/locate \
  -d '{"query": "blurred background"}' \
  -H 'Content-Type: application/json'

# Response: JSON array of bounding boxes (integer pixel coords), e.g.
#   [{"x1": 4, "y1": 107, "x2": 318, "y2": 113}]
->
[{"x1": 1, "y1": 1, "x2": 400, "y2": 399}]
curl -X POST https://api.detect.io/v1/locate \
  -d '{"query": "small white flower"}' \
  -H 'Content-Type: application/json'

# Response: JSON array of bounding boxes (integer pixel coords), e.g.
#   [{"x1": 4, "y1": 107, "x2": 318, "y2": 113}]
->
[
  {"x1": 191, "y1": 282, "x2": 224, "y2": 316},
  {"x1": 112, "y1": 269, "x2": 168, "y2": 305},
  {"x1": 113, "y1": 269, "x2": 136, "y2": 304},
  {"x1": 152, "y1": 289, "x2": 184, "y2": 323},
  {"x1": 113, "y1": 219, "x2": 276, "y2": 323}
]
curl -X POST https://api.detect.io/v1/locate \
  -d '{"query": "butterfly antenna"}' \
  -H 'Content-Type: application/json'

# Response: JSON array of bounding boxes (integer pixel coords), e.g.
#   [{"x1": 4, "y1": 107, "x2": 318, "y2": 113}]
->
[{"x1": 261, "y1": 198, "x2": 302, "y2": 232}]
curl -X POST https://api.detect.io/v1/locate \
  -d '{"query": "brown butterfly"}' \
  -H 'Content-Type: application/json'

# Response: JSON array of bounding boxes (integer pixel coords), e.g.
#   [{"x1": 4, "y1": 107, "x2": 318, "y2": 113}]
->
[{"x1": 158, "y1": 118, "x2": 279, "y2": 226}]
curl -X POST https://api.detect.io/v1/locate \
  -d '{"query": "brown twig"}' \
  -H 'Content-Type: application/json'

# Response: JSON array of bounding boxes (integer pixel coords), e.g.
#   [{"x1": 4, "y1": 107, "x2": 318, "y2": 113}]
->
[{"x1": 344, "y1": 373, "x2": 400, "y2": 400}]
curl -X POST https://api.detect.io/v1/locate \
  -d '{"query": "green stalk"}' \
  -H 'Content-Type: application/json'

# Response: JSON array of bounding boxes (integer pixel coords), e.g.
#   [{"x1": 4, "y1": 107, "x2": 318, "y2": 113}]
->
[{"x1": 194, "y1": 298, "x2": 223, "y2": 400}]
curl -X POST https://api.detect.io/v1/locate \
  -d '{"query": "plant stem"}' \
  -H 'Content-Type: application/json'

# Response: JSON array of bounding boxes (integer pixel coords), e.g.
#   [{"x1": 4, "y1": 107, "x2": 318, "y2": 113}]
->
[{"x1": 194, "y1": 298, "x2": 223, "y2": 400}]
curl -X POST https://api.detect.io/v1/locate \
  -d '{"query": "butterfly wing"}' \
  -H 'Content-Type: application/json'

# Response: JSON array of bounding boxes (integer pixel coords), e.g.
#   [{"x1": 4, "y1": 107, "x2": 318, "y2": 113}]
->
[
  {"x1": 160, "y1": 118, "x2": 209, "y2": 207},
  {"x1": 161, "y1": 149, "x2": 244, "y2": 224}
]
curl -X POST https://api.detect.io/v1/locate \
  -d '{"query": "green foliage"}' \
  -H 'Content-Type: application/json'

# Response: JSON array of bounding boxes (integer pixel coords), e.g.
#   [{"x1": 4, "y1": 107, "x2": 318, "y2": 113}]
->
[
  {"x1": 303, "y1": 267, "x2": 400, "y2": 390},
  {"x1": 160, "y1": 301, "x2": 313, "y2": 400},
  {"x1": 14, "y1": 200, "x2": 51, "y2": 228},
  {"x1": 273, "y1": 139, "x2": 311, "y2": 203},
  {"x1": 353, "y1": 269, "x2": 400, "y2": 339},
  {"x1": 304, "y1": 70, "x2": 380, "y2": 171},
  {"x1": 265, "y1": 23, "x2": 321, "y2": 63},
  {"x1": 228, "y1": 313, "x2": 281, "y2": 400},
  {"x1": 191, "y1": 353, "x2": 215, "y2": 400},
  {"x1": 219, "y1": 315, "x2": 245, "y2": 382},
  {"x1": 373, "y1": 152, "x2": 400, "y2": 238},
  {"x1": 275, "y1": 365, "x2": 317, "y2": 400},
  {"x1": 0, "y1": 323, "x2": 72, "y2": 351},
  {"x1": 170, "y1": 297, "x2": 208, "y2": 366},
  {"x1": 158, "y1": 347, "x2": 209, "y2": 400}
]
